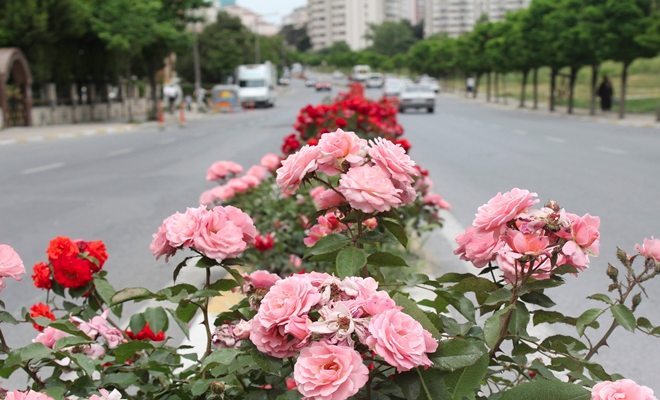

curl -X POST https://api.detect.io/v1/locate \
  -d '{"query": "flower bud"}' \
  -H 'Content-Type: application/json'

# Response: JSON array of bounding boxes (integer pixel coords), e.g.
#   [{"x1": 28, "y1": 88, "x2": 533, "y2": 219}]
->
[
  {"x1": 632, "y1": 293, "x2": 642, "y2": 310},
  {"x1": 608, "y1": 283, "x2": 619, "y2": 292},
  {"x1": 545, "y1": 200, "x2": 560, "y2": 212},
  {"x1": 210, "y1": 381, "x2": 225, "y2": 394},
  {"x1": 607, "y1": 264, "x2": 619, "y2": 281}
]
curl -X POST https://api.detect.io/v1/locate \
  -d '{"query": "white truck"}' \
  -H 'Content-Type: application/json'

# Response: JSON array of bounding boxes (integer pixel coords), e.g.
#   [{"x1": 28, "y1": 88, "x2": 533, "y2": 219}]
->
[
  {"x1": 236, "y1": 62, "x2": 277, "y2": 108},
  {"x1": 351, "y1": 65, "x2": 371, "y2": 82}
]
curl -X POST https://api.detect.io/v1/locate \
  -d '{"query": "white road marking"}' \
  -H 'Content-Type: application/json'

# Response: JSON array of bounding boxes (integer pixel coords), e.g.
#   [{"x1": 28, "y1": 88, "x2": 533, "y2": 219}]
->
[
  {"x1": 596, "y1": 146, "x2": 627, "y2": 155},
  {"x1": 545, "y1": 136, "x2": 566, "y2": 143},
  {"x1": 0, "y1": 139, "x2": 17, "y2": 146},
  {"x1": 107, "y1": 147, "x2": 134, "y2": 157},
  {"x1": 514, "y1": 129, "x2": 527, "y2": 136},
  {"x1": 159, "y1": 137, "x2": 176, "y2": 145},
  {"x1": 21, "y1": 162, "x2": 65, "y2": 175}
]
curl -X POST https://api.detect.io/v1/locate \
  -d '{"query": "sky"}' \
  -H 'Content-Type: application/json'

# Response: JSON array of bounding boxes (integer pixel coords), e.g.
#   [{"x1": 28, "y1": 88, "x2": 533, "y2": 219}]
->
[{"x1": 237, "y1": 0, "x2": 306, "y2": 24}]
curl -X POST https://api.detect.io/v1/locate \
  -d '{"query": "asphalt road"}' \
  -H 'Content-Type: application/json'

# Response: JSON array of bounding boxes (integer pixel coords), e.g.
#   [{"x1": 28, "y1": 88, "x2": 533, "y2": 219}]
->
[{"x1": 1, "y1": 81, "x2": 658, "y2": 386}]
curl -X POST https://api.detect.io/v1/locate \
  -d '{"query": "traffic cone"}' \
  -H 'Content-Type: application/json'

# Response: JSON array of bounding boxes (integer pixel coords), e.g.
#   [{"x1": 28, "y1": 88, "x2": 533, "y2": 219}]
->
[
  {"x1": 157, "y1": 101, "x2": 165, "y2": 130},
  {"x1": 178, "y1": 102, "x2": 186, "y2": 127}
]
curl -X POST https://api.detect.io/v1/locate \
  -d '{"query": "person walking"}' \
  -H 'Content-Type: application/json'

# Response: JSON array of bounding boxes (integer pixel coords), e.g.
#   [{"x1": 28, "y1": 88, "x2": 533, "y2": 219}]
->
[{"x1": 597, "y1": 75, "x2": 614, "y2": 112}]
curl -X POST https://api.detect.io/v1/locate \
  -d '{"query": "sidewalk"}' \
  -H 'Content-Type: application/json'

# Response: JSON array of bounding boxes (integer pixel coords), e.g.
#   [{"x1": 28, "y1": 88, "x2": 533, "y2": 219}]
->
[{"x1": 444, "y1": 91, "x2": 659, "y2": 129}]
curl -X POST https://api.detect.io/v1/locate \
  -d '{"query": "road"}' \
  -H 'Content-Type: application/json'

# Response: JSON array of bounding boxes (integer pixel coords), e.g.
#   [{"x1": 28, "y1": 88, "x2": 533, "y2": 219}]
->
[{"x1": 1, "y1": 81, "x2": 658, "y2": 386}]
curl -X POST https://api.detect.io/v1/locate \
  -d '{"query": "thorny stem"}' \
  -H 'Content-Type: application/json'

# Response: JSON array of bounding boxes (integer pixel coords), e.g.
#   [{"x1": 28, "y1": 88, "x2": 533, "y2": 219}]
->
[
  {"x1": 202, "y1": 267, "x2": 213, "y2": 358},
  {"x1": 416, "y1": 367, "x2": 433, "y2": 400},
  {"x1": 22, "y1": 365, "x2": 45, "y2": 389},
  {"x1": 0, "y1": 327, "x2": 9, "y2": 352}
]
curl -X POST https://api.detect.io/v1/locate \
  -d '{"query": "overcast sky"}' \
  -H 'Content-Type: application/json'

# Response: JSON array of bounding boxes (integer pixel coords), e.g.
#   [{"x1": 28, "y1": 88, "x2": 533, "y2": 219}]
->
[{"x1": 237, "y1": 0, "x2": 306, "y2": 24}]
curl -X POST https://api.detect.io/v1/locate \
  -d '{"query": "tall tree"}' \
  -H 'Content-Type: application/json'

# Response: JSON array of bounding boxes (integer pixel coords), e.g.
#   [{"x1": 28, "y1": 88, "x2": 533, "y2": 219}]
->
[{"x1": 368, "y1": 21, "x2": 416, "y2": 57}]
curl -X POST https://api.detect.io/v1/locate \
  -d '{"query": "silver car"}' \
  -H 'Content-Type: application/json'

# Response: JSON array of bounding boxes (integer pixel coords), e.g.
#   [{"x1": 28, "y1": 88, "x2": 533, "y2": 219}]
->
[{"x1": 399, "y1": 84, "x2": 436, "y2": 113}]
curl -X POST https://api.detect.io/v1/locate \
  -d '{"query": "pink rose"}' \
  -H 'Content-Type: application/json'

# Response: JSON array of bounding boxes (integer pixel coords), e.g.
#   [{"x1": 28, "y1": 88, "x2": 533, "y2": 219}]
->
[
  {"x1": 305, "y1": 272, "x2": 333, "y2": 287},
  {"x1": 199, "y1": 189, "x2": 215, "y2": 206},
  {"x1": 84, "y1": 343, "x2": 106, "y2": 359},
  {"x1": 33, "y1": 327, "x2": 69, "y2": 349},
  {"x1": 150, "y1": 224, "x2": 176, "y2": 260},
  {"x1": 223, "y1": 205, "x2": 257, "y2": 244},
  {"x1": 257, "y1": 275, "x2": 321, "y2": 331},
  {"x1": 562, "y1": 213, "x2": 600, "y2": 269},
  {"x1": 163, "y1": 207, "x2": 205, "y2": 248},
  {"x1": 592, "y1": 379, "x2": 657, "y2": 400},
  {"x1": 226, "y1": 177, "x2": 250, "y2": 194},
  {"x1": 362, "y1": 217, "x2": 378, "y2": 230},
  {"x1": 206, "y1": 161, "x2": 243, "y2": 181},
  {"x1": 0, "y1": 244, "x2": 25, "y2": 290},
  {"x1": 260, "y1": 153, "x2": 281, "y2": 172},
  {"x1": 249, "y1": 317, "x2": 301, "y2": 358},
  {"x1": 636, "y1": 237, "x2": 660, "y2": 262},
  {"x1": 289, "y1": 254, "x2": 303, "y2": 269},
  {"x1": 310, "y1": 187, "x2": 345, "y2": 210},
  {"x1": 71, "y1": 310, "x2": 124, "y2": 349},
  {"x1": 497, "y1": 249, "x2": 554, "y2": 284},
  {"x1": 368, "y1": 137, "x2": 418, "y2": 184},
  {"x1": 4, "y1": 391, "x2": 54, "y2": 400},
  {"x1": 304, "y1": 212, "x2": 347, "y2": 247},
  {"x1": 294, "y1": 342, "x2": 369, "y2": 400},
  {"x1": 505, "y1": 230, "x2": 550, "y2": 256},
  {"x1": 246, "y1": 165, "x2": 269, "y2": 180},
  {"x1": 362, "y1": 291, "x2": 397, "y2": 316},
  {"x1": 194, "y1": 206, "x2": 256, "y2": 260},
  {"x1": 473, "y1": 188, "x2": 539, "y2": 232},
  {"x1": 338, "y1": 165, "x2": 402, "y2": 213},
  {"x1": 232, "y1": 320, "x2": 251, "y2": 339},
  {"x1": 240, "y1": 175, "x2": 261, "y2": 189},
  {"x1": 199, "y1": 185, "x2": 236, "y2": 205},
  {"x1": 246, "y1": 270, "x2": 281, "y2": 290},
  {"x1": 366, "y1": 308, "x2": 438, "y2": 372},
  {"x1": 88, "y1": 389, "x2": 123, "y2": 400},
  {"x1": 424, "y1": 193, "x2": 451, "y2": 210},
  {"x1": 317, "y1": 129, "x2": 367, "y2": 175},
  {"x1": 276, "y1": 145, "x2": 320, "y2": 195},
  {"x1": 454, "y1": 226, "x2": 503, "y2": 268},
  {"x1": 394, "y1": 180, "x2": 417, "y2": 205}
]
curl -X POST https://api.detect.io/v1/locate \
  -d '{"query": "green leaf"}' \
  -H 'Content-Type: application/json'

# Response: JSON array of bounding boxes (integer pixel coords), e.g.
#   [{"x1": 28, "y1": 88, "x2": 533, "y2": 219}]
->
[
  {"x1": 432, "y1": 339, "x2": 487, "y2": 371},
  {"x1": 484, "y1": 306, "x2": 510, "y2": 350},
  {"x1": 442, "y1": 355, "x2": 489, "y2": 400},
  {"x1": 93, "y1": 276, "x2": 115, "y2": 305},
  {"x1": 576, "y1": 308, "x2": 603, "y2": 336},
  {"x1": 17, "y1": 343, "x2": 52, "y2": 362},
  {"x1": 144, "y1": 307, "x2": 169, "y2": 334},
  {"x1": 54, "y1": 336, "x2": 93, "y2": 351},
  {"x1": 367, "y1": 251, "x2": 409, "y2": 267},
  {"x1": 102, "y1": 372, "x2": 140, "y2": 387},
  {"x1": 306, "y1": 234, "x2": 350, "y2": 256},
  {"x1": 499, "y1": 379, "x2": 590, "y2": 400},
  {"x1": 520, "y1": 291, "x2": 556, "y2": 308},
  {"x1": 588, "y1": 293, "x2": 613, "y2": 305},
  {"x1": 611, "y1": 304, "x2": 636, "y2": 332},
  {"x1": 0, "y1": 310, "x2": 19, "y2": 324},
  {"x1": 202, "y1": 348, "x2": 240, "y2": 368},
  {"x1": 111, "y1": 287, "x2": 154, "y2": 305},
  {"x1": 113, "y1": 341, "x2": 154, "y2": 363},
  {"x1": 69, "y1": 352, "x2": 98, "y2": 377},
  {"x1": 336, "y1": 247, "x2": 367, "y2": 277},
  {"x1": 393, "y1": 293, "x2": 441, "y2": 339},
  {"x1": 484, "y1": 288, "x2": 512, "y2": 305},
  {"x1": 533, "y1": 310, "x2": 576, "y2": 326},
  {"x1": 251, "y1": 348, "x2": 283, "y2": 375},
  {"x1": 191, "y1": 380, "x2": 211, "y2": 396},
  {"x1": 508, "y1": 303, "x2": 530, "y2": 337},
  {"x1": 383, "y1": 218, "x2": 408, "y2": 247}
]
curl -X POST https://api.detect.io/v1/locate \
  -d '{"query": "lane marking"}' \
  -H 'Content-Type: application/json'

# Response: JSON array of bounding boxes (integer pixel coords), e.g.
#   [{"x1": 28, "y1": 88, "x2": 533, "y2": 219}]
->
[
  {"x1": 21, "y1": 162, "x2": 65, "y2": 175},
  {"x1": 159, "y1": 138, "x2": 176, "y2": 145},
  {"x1": 596, "y1": 146, "x2": 627, "y2": 155},
  {"x1": 545, "y1": 136, "x2": 566, "y2": 143},
  {"x1": 107, "y1": 147, "x2": 134, "y2": 157},
  {"x1": 514, "y1": 129, "x2": 527, "y2": 136}
]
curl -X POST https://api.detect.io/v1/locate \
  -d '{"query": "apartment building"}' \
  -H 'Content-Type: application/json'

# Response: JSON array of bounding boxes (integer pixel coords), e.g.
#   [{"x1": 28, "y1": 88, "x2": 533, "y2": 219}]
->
[
  {"x1": 424, "y1": 0, "x2": 528, "y2": 37},
  {"x1": 283, "y1": 6, "x2": 309, "y2": 29}
]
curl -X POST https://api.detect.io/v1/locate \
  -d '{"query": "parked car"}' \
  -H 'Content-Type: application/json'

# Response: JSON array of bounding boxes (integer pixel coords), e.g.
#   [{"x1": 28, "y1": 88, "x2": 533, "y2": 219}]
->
[
  {"x1": 278, "y1": 77, "x2": 291, "y2": 86},
  {"x1": 399, "y1": 84, "x2": 436, "y2": 113},
  {"x1": 304, "y1": 77, "x2": 317, "y2": 87},
  {"x1": 383, "y1": 78, "x2": 409, "y2": 97},
  {"x1": 366, "y1": 73, "x2": 385, "y2": 89},
  {"x1": 315, "y1": 81, "x2": 332, "y2": 91}
]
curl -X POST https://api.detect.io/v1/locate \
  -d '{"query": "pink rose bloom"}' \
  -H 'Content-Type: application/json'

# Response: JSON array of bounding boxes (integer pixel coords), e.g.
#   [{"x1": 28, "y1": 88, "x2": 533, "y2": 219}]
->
[
  {"x1": 289, "y1": 254, "x2": 303, "y2": 269},
  {"x1": 0, "y1": 244, "x2": 25, "y2": 290},
  {"x1": 394, "y1": 180, "x2": 417, "y2": 205},
  {"x1": 424, "y1": 193, "x2": 452, "y2": 210},
  {"x1": 592, "y1": 379, "x2": 657, "y2": 400},
  {"x1": 71, "y1": 310, "x2": 124, "y2": 349},
  {"x1": 562, "y1": 213, "x2": 600, "y2": 269},
  {"x1": 317, "y1": 129, "x2": 367, "y2": 175},
  {"x1": 260, "y1": 153, "x2": 281, "y2": 172},
  {"x1": 249, "y1": 316, "x2": 301, "y2": 358},
  {"x1": 305, "y1": 271, "x2": 333, "y2": 287},
  {"x1": 240, "y1": 175, "x2": 261, "y2": 189},
  {"x1": 84, "y1": 343, "x2": 106, "y2": 359},
  {"x1": 88, "y1": 389, "x2": 123, "y2": 400},
  {"x1": 206, "y1": 160, "x2": 243, "y2": 181},
  {"x1": 257, "y1": 275, "x2": 321, "y2": 330},
  {"x1": 246, "y1": 165, "x2": 269, "y2": 180},
  {"x1": 33, "y1": 327, "x2": 69, "y2": 349},
  {"x1": 636, "y1": 237, "x2": 660, "y2": 262},
  {"x1": 194, "y1": 206, "x2": 256, "y2": 260},
  {"x1": 310, "y1": 187, "x2": 345, "y2": 210},
  {"x1": 454, "y1": 226, "x2": 503, "y2": 268},
  {"x1": 226, "y1": 177, "x2": 250, "y2": 194},
  {"x1": 276, "y1": 145, "x2": 320, "y2": 195},
  {"x1": 497, "y1": 249, "x2": 554, "y2": 284},
  {"x1": 198, "y1": 189, "x2": 215, "y2": 206},
  {"x1": 246, "y1": 270, "x2": 281, "y2": 290},
  {"x1": 199, "y1": 185, "x2": 236, "y2": 205},
  {"x1": 473, "y1": 188, "x2": 539, "y2": 232},
  {"x1": 362, "y1": 217, "x2": 378, "y2": 230},
  {"x1": 163, "y1": 207, "x2": 205, "y2": 248},
  {"x1": 224, "y1": 205, "x2": 257, "y2": 244},
  {"x1": 294, "y1": 342, "x2": 369, "y2": 400},
  {"x1": 362, "y1": 291, "x2": 397, "y2": 316},
  {"x1": 366, "y1": 309, "x2": 438, "y2": 372},
  {"x1": 232, "y1": 320, "x2": 252, "y2": 339},
  {"x1": 505, "y1": 230, "x2": 550, "y2": 256},
  {"x1": 338, "y1": 165, "x2": 402, "y2": 213},
  {"x1": 368, "y1": 137, "x2": 418, "y2": 184},
  {"x1": 4, "y1": 391, "x2": 54, "y2": 400},
  {"x1": 304, "y1": 212, "x2": 347, "y2": 247},
  {"x1": 150, "y1": 224, "x2": 177, "y2": 260}
]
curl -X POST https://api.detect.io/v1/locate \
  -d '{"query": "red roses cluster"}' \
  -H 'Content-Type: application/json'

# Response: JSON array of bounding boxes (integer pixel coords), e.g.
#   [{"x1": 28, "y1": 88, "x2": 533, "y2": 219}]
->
[
  {"x1": 31, "y1": 236, "x2": 108, "y2": 290},
  {"x1": 282, "y1": 86, "x2": 404, "y2": 155}
]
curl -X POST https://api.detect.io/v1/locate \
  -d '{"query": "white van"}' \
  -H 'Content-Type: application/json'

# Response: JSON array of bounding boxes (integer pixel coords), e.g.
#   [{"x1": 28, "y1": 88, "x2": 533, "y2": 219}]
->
[
  {"x1": 237, "y1": 62, "x2": 277, "y2": 108},
  {"x1": 351, "y1": 65, "x2": 371, "y2": 82}
]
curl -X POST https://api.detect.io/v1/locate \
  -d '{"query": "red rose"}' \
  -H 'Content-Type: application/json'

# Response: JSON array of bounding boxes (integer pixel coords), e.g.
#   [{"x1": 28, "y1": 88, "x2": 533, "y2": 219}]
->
[
  {"x1": 30, "y1": 303, "x2": 55, "y2": 331},
  {"x1": 126, "y1": 322, "x2": 165, "y2": 341},
  {"x1": 254, "y1": 233, "x2": 275, "y2": 252},
  {"x1": 335, "y1": 117, "x2": 347, "y2": 128},
  {"x1": 47, "y1": 236, "x2": 78, "y2": 263},
  {"x1": 77, "y1": 240, "x2": 108, "y2": 271},
  {"x1": 52, "y1": 257, "x2": 93, "y2": 288},
  {"x1": 394, "y1": 138, "x2": 412, "y2": 152},
  {"x1": 32, "y1": 262, "x2": 52, "y2": 289}
]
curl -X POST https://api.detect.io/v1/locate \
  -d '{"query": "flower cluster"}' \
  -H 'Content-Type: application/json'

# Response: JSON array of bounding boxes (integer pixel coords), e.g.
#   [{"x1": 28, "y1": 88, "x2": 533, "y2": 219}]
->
[
  {"x1": 3, "y1": 389, "x2": 122, "y2": 400},
  {"x1": 282, "y1": 91, "x2": 404, "y2": 155},
  {"x1": 242, "y1": 271, "x2": 438, "y2": 400},
  {"x1": 30, "y1": 237, "x2": 108, "y2": 290},
  {"x1": 592, "y1": 379, "x2": 657, "y2": 400},
  {"x1": 199, "y1": 153, "x2": 280, "y2": 206},
  {"x1": 150, "y1": 205, "x2": 256, "y2": 261},
  {"x1": 636, "y1": 237, "x2": 660, "y2": 263},
  {"x1": 0, "y1": 243, "x2": 24, "y2": 291},
  {"x1": 455, "y1": 188, "x2": 600, "y2": 283}
]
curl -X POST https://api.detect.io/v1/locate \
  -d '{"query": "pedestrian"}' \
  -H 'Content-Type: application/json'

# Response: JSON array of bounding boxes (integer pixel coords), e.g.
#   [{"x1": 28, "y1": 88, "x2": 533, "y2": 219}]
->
[
  {"x1": 184, "y1": 95, "x2": 192, "y2": 111},
  {"x1": 466, "y1": 76, "x2": 475, "y2": 95},
  {"x1": 597, "y1": 75, "x2": 614, "y2": 112}
]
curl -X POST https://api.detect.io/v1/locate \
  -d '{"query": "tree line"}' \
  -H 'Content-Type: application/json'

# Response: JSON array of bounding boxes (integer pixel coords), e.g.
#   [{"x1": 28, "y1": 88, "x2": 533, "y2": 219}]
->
[{"x1": 302, "y1": 0, "x2": 659, "y2": 119}]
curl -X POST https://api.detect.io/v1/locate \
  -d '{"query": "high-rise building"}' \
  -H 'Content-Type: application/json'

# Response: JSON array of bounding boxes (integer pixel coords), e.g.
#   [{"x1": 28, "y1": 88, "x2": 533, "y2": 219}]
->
[
  {"x1": 424, "y1": 0, "x2": 528, "y2": 37},
  {"x1": 384, "y1": 0, "x2": 425, "y2": 25},
  {"x1": 283, "y1": 6, "x2": 309, "y2": 29}
]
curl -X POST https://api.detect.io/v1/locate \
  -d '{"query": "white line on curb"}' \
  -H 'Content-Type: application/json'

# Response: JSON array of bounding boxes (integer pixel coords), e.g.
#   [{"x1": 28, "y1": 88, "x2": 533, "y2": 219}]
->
[{"x1": 21, "y1": 162, "x2": 65, "y2": 175}]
